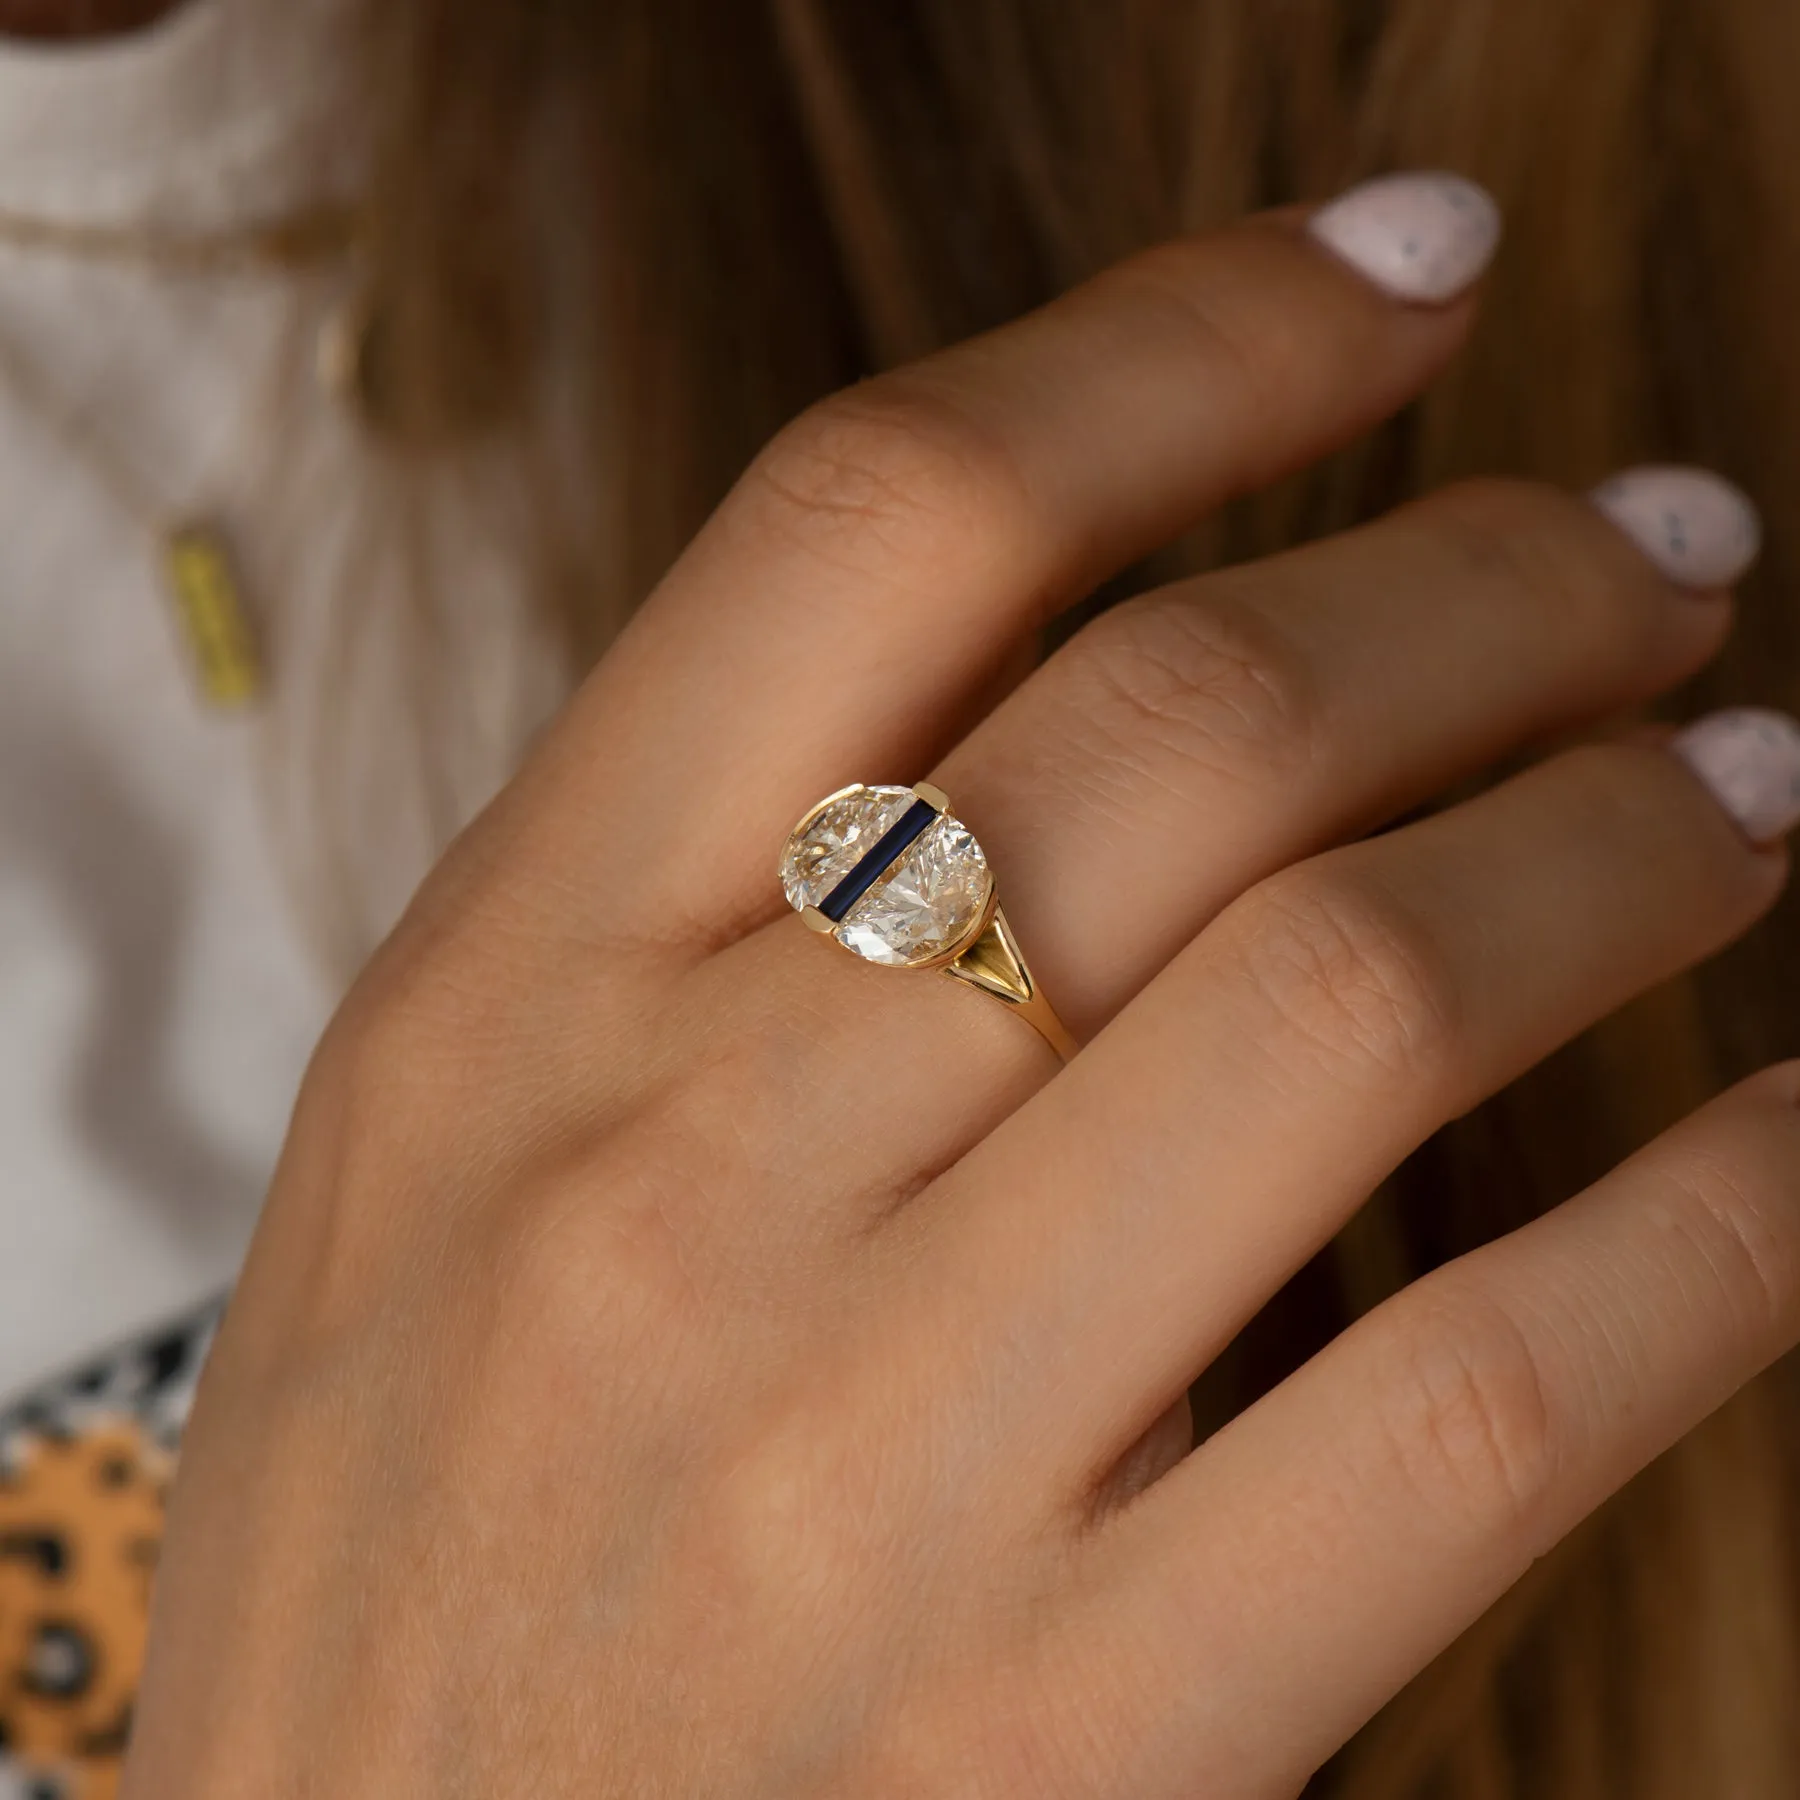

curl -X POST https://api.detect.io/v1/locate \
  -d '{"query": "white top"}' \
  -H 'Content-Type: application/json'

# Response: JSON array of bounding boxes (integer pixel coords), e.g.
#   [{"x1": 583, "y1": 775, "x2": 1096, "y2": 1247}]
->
[{"x1": 0, "y1": 0, "x2": 563, "y2": 1395}]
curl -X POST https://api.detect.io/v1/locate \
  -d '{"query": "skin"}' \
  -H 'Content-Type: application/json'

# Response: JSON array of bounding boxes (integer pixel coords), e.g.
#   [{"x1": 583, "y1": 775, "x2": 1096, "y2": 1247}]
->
[{"x1": 121, "y1": 208, "x2": 1800, "y2": 1798}]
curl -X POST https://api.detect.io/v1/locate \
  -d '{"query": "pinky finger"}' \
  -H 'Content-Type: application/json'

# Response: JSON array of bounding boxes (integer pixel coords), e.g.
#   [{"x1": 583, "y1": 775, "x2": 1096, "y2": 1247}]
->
[{"x1": 1059, "y1": 1061, "x2": 1800, "y2": 1800}]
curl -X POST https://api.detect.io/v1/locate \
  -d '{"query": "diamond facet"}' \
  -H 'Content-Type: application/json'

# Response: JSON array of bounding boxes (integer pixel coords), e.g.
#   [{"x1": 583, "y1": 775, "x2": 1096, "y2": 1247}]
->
[
  {"x1": 781, "y1": 785, "x2": 994, "y2": 967},
  {"x1": 780, "y1": 784, "x2": 917, "y2": 912},
  {"x1": 835, "y1": 812, "x2": 991, "y2": 964}
]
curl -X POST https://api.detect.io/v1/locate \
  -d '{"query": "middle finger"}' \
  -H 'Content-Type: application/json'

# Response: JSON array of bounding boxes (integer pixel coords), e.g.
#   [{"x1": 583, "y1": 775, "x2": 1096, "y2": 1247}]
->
[{"x1": 934, "y1": 465, "x2": 1753, "y2": 1033}]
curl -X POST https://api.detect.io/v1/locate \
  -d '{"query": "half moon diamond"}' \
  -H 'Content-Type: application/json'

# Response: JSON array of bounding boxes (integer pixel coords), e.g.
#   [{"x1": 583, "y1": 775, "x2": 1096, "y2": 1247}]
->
[
  {"x1": 781, "y1": 785, "x2": 994, "y2": 967},
  {"x1": 780, "y1": 784, "x2": 919, "y2": 911}
]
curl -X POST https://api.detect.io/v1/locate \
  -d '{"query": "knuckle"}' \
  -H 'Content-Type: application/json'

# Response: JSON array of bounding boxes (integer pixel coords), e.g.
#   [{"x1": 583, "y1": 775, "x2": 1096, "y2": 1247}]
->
[
  {"x1": 316, "y1": 970, "x2": 430, "y2": 1091},
  {"x1": 451, "y1": 1164, "x2": 717, "y2": 1444},
  {"x1": 1071, "y1": 591, "x2": 1318, "y2": 784},
  {"x1": 482, "y1": 1076, "x2": 769, "y2": 1361},
  {"x1": 744, "y1": 380, "x2": 1037, "y2": 579},
  {"x1": 1414, "y1": 475, "x2": 1651, "y2": 622},
  {"x1": 1645, "y1": 1131, "x2": 1800, "y2": 1343},
  {"x1": 1372, "y1": 1285, "x2": 1560, "y2": 1538},
  {"x1": 309, "y1": 953, "x2": 505, "y2": 1162},
  {"x1": 695, "y1": 1402, "x2": 891, "y2": 1625},
  {"x1": 1103, "y1": 245, "x2": 1284, "y2": 425},
  {"x1": 494, "y1": 1172, "x2": 703, "y2": 1353},
  {"x1": 263, "y1": 982, "x2": 474, "y2": 1340},
  {"x1": 299, "y1": 978, "x2": 443, "y2": 1179},
  {"x1": 1232, "y1": 863, "x2": 1463, "y2": 1090}
]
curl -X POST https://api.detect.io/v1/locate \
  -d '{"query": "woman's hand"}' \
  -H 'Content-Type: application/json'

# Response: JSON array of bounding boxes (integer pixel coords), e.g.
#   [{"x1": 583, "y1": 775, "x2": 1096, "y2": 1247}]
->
[{"x1": 124, "y1": 174, "x2": 1800, "y2": 1799}]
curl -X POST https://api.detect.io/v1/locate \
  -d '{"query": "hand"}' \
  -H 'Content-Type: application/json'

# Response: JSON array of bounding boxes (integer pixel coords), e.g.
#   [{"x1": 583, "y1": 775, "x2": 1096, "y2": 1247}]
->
[{"x1": 124, "y1": 174, "x2": 1800, "y2": 1799}]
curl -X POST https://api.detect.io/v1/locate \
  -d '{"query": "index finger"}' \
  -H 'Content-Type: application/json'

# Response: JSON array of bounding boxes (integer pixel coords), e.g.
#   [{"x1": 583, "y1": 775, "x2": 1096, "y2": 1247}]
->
[{"x1": 518, "y1": 174, "x2": 1500, "y2": 943}]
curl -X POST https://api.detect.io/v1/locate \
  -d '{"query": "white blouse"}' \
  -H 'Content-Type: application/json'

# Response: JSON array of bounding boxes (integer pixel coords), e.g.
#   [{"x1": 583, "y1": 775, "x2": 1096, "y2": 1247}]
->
[{"x1": 0, "y1": 0, "x2": 564, "y2": 1394}]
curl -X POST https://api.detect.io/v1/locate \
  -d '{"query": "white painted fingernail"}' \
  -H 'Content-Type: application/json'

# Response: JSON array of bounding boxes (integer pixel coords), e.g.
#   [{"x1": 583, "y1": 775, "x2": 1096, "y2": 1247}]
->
[
  {"x1": 1306, "y1": 172, "x2": 1500, "y2": 304},
  {"x1": 1670, "y1": 708, "x2": 1800, "y2": 843},
  {"x1": 1590, "y1": 466, "x2": 1762, "y2": 589}
]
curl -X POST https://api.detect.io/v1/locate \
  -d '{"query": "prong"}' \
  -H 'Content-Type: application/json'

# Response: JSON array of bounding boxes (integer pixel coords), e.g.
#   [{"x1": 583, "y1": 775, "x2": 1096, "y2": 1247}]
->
[
  {"x1": 801, "y1": 905, "x2": 837, "y2": 935},
  {"x1": 912, "y1": 781, "x2": 950, "y2": 813}
]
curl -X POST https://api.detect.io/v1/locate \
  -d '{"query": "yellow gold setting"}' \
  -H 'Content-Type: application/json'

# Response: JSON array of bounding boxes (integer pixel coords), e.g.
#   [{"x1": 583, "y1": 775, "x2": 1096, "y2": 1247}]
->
[{"x1": 779, "y1": 781, "x2": 1076, "y2": 1062}]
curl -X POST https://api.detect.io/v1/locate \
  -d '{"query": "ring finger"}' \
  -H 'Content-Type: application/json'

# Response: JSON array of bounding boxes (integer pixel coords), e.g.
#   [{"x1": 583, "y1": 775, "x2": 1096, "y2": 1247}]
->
[
  {"x1": 670, "y1": 469, "x2": 1752, "y2": 1245},
  {"x1": 891, "y1": 717, "x2": 1795, "y2": 1495}
]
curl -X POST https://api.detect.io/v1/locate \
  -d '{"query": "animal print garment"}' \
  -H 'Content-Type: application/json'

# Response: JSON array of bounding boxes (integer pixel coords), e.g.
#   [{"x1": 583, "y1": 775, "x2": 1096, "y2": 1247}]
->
[{"x1": 0, "y1": 1301, "x2": 223, "y2": 1800}]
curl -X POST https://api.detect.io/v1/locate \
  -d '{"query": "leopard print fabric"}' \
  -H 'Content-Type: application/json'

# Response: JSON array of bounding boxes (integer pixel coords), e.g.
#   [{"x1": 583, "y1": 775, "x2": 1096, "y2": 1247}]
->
[{"x1": 0, "y1": 1302, "x2": 221, "y2": 1800}]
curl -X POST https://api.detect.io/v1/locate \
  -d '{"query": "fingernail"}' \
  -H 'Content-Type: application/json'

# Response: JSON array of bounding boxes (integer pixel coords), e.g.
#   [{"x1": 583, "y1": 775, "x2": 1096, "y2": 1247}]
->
[
  {"x1": 1590, "y1": 466, "x2": 1762, "y2": 589},
  {"x1": 1670, "y1": 708, "x2": 1800, "y2": 843},
  {"x1": 1306, "y1": 171, "x2": 1501, "y2": 304}
]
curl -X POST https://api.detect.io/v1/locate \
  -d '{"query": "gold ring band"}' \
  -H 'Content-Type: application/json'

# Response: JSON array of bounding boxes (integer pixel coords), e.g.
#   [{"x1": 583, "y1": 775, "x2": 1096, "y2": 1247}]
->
[{"x1": 779, "y1": 782, "x2": 1075, "y2": 1063}]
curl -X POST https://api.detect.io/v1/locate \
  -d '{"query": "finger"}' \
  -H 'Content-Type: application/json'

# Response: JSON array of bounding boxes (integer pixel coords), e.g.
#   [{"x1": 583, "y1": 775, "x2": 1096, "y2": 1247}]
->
[
  {"x1": 518, "y1": 176, "x2": 1499, "y2": 940},
  {"x1": 645, "y1": 470, "x2": 1742, "y2": 1254},
  {"x1": 887, "y1": 723, "x2": 1797, "y2": 1486},
  {"x1": 1059, "y1": 1060, "x2": 1800, "y2": 1799},
  {"x1": 935, "y1": 466, "x2": 1750, "y2": 1031}
]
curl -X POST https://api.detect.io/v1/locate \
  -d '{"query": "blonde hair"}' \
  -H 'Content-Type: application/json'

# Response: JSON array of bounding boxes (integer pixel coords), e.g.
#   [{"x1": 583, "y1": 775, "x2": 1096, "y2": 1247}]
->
[{"x1": 355, "y1": 2, "x2": 1800, "y2": 1790}]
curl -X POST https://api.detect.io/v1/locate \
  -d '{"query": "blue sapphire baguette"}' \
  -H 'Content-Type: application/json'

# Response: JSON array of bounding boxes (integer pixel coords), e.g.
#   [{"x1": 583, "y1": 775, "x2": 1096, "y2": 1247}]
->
[{"x1": 819, "y1": 797, "x2": 938, "y2": 924}]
